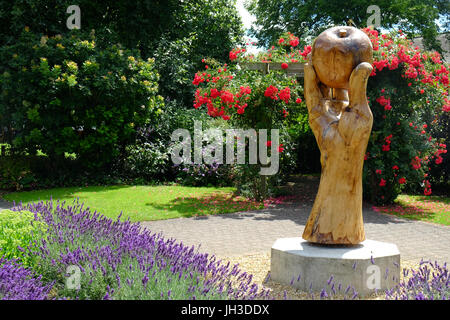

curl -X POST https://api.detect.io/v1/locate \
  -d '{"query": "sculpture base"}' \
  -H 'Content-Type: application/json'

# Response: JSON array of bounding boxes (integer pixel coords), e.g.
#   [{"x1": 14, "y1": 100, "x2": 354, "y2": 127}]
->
[{"x1": 270, "y1": 238, "x2": 400, "y2": 297}]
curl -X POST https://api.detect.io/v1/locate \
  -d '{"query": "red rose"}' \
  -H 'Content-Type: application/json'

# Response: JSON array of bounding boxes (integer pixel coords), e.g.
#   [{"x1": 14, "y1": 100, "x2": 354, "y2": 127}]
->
[
  {"x1": 278, "y1": 87, "x2": 291, "y2": 103},
  {"x1": 229, "y1": 50, "x2": 237, "y2": 61},
  {"x1": 281, "y1": 63, "x2": 289, "y2": 69},
  {"x1": 289, "y1": 38, "x2": 299, "y2": 47},
  {"x1": 264, "y1": 85, "x2": 278, "y2": 99},
  {"x1": 399, "y1": 177, "x2": 406, "y2": 184}
]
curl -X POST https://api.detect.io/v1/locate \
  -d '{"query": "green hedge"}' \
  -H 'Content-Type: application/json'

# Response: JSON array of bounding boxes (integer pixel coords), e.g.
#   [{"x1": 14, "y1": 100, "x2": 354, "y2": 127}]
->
[{"x1": 0, "y1": 29, "x2": 163, "y2": 169}]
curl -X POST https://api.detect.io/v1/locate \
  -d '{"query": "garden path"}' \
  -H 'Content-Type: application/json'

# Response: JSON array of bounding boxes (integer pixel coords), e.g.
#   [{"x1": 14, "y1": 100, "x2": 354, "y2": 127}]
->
[
  {"x1": 141, "y1": 177, "x2": 450, "y2": 265},
  {"x1": 0, "y1": 198, "x2": 13, "y2": 212}
]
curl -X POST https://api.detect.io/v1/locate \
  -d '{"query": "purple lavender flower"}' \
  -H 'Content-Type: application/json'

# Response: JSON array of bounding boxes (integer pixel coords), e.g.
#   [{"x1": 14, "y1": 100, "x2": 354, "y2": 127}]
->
[
  {"x1": 320, "y1": 288, "x2": 328, "y2": 299},
  {"x1": 10, "y1": 199, "x2": 273, "y2": 300},
  {"x1": 0, "y1": 258, "x2": 53, "y2": 300},
  {"x1": 386, "y1": 261, "x2": 449, "y2": 300}
]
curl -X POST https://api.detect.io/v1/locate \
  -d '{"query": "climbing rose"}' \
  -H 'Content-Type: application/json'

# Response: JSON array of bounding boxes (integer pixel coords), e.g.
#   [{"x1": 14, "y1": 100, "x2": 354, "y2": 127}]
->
[
  {"x1": 379, "y1": 179, "x2": 386, "y2": 187},
  {"x1": 264, "y1": 85, "x2": 278, "y2": 99},
  {"x1": 210, "y1": 88, "x2": 220, "y2": 99},
  {"x1": 220, "y1": 90, "x2": 234, "y2": 104},
  {"x1": 289, "y1": 38, "x2": 299, "y2": 47},
  {"x1": 399, "y1": 177, "x2": 406, "y2": 184},
  {"x1": 281, "y1": 63, "x2": 289, "y2": 69},
  {"x1": 229, "y1": 50, "x2": 237, "y2": 61},
  {"x1": 278, "y1": 87, "x2": 291, "y2": 103}
]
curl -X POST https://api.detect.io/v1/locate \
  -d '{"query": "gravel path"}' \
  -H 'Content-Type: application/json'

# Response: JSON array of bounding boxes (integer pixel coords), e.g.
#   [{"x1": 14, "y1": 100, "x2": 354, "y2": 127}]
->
[
  {"x1": 0, "y1": 198, "x2": 13, "y2": 212},
  {"x1": 141, "y1": 199, "x2": 450, "y2": 264}
]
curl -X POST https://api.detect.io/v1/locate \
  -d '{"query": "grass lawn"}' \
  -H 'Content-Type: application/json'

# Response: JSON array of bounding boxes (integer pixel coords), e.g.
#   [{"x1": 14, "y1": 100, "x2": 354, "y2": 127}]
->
[
  {"x1": 2, "y1": 185, "x2": 264, "y2": 222},
  {"x1": 372, "y1": 194, "x2": 450, "y2": 226}
]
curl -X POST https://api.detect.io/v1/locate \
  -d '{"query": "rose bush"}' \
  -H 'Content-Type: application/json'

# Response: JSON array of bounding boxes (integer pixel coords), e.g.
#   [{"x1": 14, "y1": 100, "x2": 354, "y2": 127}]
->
[
  {"x1": 362, "y1": 27, "x2": 448, "y2": 204},
  {"x1": 191, "y1": 33, "x2": 308, "y2": 199},
  {"x1": 193, "y1": 29, "x2": 448, "y2": 204}
]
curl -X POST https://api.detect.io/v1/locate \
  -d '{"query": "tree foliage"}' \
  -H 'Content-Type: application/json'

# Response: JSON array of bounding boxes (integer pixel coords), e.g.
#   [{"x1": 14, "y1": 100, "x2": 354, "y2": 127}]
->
[
  {"x1": 247, "y1": 0, "x2": 450, "y2": 53},
  {"x1": 0, "y1": 0, "x2": 244, "y2": 105}
]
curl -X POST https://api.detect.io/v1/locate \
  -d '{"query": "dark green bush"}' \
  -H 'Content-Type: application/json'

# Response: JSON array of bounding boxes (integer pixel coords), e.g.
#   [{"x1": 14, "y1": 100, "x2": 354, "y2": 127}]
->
[
  {"x1": 123, "y1": 141, "x2": 170, "y2": 182},
  {"x1": 0, "y1": 156, "x2": 38, "y2": 191},
  {"x1": 0, "y1": 30, "x2": 163, "y2": 169}
]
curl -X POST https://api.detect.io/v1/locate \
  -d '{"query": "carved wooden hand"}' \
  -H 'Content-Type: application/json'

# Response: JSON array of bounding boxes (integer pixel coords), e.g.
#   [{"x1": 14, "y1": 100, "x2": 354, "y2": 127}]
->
[{"x1": 302, "y1": 55, "x2": 373, "y2": 244}]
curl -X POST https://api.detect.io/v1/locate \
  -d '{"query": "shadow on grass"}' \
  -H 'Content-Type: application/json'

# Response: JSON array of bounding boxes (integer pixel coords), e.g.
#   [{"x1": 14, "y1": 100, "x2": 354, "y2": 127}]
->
[
  {"x1": 374, "y1": 195, "x2": 450, "y2": 225},
  {"x1": 145, "y1": 192, "x2": 263, "y2": 219}
]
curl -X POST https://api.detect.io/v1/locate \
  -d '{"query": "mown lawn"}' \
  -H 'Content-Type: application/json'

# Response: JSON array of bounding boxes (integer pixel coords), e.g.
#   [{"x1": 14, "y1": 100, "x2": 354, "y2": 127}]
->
[
  {"x1": 2, "y1": 185, "x2": 264, "y2": 222},
  {"x1": 372, "y1": 195, "x2": 450, "y2": 226}
]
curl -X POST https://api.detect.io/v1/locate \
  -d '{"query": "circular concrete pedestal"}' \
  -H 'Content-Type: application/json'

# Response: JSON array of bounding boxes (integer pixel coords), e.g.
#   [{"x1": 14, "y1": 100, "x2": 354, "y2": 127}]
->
[{"x1": 270, "y1": 238, "x2": 400, "y2": 297}]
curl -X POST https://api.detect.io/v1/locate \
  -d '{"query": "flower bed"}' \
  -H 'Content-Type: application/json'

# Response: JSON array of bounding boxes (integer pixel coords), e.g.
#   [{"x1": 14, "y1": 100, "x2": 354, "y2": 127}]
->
[
  {"x1": 3, "y1": 200, "x2": 272, "y2": 300},
  {"x1": 1, "y1": 199, "x2": 448, "y2": 300}
]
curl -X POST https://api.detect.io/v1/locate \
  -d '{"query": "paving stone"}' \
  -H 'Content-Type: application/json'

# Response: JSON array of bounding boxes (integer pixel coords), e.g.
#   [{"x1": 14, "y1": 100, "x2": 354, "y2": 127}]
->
[{"x1": 141, "y1": 203, "x2": 450, "y2": 264}]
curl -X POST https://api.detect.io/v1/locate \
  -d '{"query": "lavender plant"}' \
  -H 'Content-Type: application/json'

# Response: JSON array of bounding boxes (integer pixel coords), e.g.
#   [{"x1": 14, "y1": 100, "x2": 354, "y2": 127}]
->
[
  {"x1": 11, "y1": 200, "x2": 271, "y2": 300},
  {"x1": 385, "y1": 260, "x2": 449, "y2": 300},
  {"x1": 0, "y1": 257, "x2": 53, "y2": 300}
]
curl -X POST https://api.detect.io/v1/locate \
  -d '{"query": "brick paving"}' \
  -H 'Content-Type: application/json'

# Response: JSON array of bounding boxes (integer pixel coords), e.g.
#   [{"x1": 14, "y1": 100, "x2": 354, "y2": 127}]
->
[
  {"x1": 1, "y1": 185, "x2": 448, "y2": 264},
  {"x1": 141, "y1": 200, "x2": 450, "y2": 265},
  {"x1": 0, "y1": 198, "x2": 13, "y2": 211}
]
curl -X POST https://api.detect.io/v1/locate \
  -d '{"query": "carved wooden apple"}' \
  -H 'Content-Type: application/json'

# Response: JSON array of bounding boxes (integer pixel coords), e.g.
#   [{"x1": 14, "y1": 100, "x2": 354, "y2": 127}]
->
[{"x1": 311, "y1": 26, "x2": 373, "y2": 89}]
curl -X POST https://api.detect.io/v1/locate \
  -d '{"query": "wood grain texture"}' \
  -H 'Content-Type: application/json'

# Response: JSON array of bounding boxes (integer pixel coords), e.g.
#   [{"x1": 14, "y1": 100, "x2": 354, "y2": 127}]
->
[
  {"x1": 302, "y1": 26, "x2": 374, "y2": 245},
  {"x1": 311, "y1": 26, "x2": 373, "y2": 89}
]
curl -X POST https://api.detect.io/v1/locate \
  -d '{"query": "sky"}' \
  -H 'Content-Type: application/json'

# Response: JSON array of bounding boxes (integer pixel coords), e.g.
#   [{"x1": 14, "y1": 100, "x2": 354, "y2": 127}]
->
[
  {"x1": 235, "y1": 0, "x2": 262, "y2": 53},
  {"x1": 236, "y1": 0, "x2": 255, "y2": 31}
]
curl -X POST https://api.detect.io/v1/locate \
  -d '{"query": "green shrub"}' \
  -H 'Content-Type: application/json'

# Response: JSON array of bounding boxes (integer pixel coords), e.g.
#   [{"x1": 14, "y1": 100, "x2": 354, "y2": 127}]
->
[
  {"x1": 0, "y1": 156, "x2": 39, "y2": 191},
  {"x1": 0, "y1": 209, "x2": 47, "y2": 267},
  {"x1": 0, "y1": 29, "x2": 164, "y2": 169},
  {"x1": 123, "y1": 141, "x2": 170, "y2": 182}
]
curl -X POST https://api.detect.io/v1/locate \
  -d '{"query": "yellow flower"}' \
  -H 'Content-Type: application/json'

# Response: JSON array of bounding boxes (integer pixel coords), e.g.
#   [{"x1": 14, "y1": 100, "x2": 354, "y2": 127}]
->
[
  {"x1": 65, "y1": 61, "x2": 78, "y2": 72},
  {"x1": 24, "y1": 26, "x2": 30, "y2": 32},
  {"x1": 121, "y1": 75, "x2": 126, "y2": 81},
  {"x1": 40, "y1": 36, "x2": 48, "y2": 46}
]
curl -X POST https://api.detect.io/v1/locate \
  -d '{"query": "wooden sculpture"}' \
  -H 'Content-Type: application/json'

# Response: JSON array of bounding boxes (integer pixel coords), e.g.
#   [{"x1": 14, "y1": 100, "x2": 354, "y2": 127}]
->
[{"x1": 302, "y1": 26, "x2": 374, "y2": 245}]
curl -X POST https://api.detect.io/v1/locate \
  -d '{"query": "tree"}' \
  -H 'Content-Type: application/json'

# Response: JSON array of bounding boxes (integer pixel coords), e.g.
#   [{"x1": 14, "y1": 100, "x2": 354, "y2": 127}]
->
[
  {"x1": 247, "y1": 0, "x2": 450, "y2": 53},
  {"x1": 0, "y1": 1, "x2": 244, "y2": 105}
]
